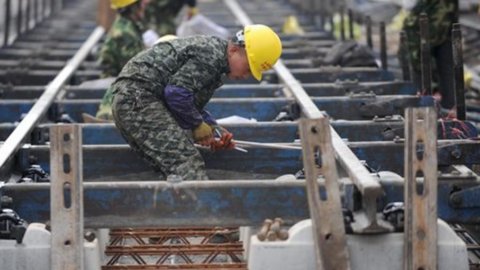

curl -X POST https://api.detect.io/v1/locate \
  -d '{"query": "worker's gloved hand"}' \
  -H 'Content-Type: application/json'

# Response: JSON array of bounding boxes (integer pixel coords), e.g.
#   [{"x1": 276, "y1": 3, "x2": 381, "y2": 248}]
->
[
  {"x1": 187, "y1": 7, "x2": 199, "y2": 20},
  {"x1": 211, "y1": 126, "x2": 235, "y2": 151},
  {"x1": 193, "y1": 122, "x2": 214, "y2": 146}
]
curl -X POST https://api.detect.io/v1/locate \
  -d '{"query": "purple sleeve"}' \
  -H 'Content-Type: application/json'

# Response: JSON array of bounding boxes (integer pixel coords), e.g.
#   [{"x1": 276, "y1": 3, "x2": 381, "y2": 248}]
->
[
  {"x1": 164, "y1": 85, "x2": 203, "y2": 129},
  {"x1": 201, "y1": 110, "x2": 217, "y2": 125}
]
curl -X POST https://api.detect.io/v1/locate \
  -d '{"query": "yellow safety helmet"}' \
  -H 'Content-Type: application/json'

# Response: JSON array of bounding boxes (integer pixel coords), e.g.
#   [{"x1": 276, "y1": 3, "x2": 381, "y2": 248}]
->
[
  {"x1": 241, "y1": 24, "x2": 282, "y2": 81},
  {"x1": 111, "y1": 0, "x2": 138, "y2": 9}
]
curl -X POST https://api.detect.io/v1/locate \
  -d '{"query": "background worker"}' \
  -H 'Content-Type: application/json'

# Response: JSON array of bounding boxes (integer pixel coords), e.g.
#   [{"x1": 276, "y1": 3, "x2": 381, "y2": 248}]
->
[
  {"x1": 146, "y1": 0, "x2": 198, "y2": 36},
  {"x1": 110, "y1": 25, "x2": 282, "y2": 180},
  {"x1": 99, "y1": 0, "x2": 150, "y2": 78},
  {"x1": 401, "y1": 0, "x2": 458, "y2": 109},
  {"x1": 92, "y1": 0, "x2": 151, "y2": 121}
]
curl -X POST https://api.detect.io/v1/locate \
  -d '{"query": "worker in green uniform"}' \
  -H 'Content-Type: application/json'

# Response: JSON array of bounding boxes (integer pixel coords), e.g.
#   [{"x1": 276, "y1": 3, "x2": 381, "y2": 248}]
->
[
  {"x1": 99, "y1": 0, "x2": 150, "y2": 78},
  {"x1": 110, "y1": 25, "x2": 282, "y2": 180},
  {"x1": 89, "y1": 0, "x2": 150, "y2": 122}
]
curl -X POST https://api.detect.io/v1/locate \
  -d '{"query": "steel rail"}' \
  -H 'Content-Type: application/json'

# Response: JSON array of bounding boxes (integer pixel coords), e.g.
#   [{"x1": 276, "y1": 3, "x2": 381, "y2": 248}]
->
[
  {"x1": 224, "y1": 0, "x2": 386, "y2": 233},
  {"x1": 0, "y1": 26, "x2": 105, "y2": 177}
]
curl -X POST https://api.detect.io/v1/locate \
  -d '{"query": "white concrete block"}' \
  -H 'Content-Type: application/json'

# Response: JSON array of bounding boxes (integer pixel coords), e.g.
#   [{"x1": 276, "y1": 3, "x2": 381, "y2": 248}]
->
[
  {"x1": 0, "y1": 223, "x2": 102, "y2": 270},
  {"x1": 248, "y1": 219, "x2": 469, "y2": 270}
]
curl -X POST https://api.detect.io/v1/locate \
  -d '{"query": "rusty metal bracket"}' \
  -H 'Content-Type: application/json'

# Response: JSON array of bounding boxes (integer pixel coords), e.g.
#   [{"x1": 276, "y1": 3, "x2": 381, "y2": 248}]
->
[
  {"x1": 299, "y1": 117, "x2": 351, "y2": 270},
  {"x1": 50, "y1": 124, "x2": 84, "y2": 270},
  {"x1": 404, "y1": 107, "x2": 438, "y2": 270}
]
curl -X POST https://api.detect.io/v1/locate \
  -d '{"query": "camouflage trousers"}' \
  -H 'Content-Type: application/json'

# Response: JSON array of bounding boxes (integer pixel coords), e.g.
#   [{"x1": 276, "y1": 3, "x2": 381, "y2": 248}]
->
[{"x1": 111, "y1": 80, "x2": 208, "y2": 180}]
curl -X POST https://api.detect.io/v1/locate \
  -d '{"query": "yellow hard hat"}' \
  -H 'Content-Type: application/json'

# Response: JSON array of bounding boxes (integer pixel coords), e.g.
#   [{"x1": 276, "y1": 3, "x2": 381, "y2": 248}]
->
[
  {"x1": 242, "y1": 24, "x2": 282, "y2": 81},
  {"x1": 111, "y1": 0, "x2": 138, "y2": 9}
]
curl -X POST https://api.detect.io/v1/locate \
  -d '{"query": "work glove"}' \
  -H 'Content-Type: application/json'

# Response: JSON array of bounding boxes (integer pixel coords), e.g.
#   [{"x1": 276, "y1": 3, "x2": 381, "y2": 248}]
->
[
  {"x1": 211, "y1": 126, "x2": 235, "y2": 151},
  {"x1": 187, "y1": 6, "x2": 199, "y2": 20},
  {"x1": 193, "y1": 122, "x2": 214, "y2": 146}
]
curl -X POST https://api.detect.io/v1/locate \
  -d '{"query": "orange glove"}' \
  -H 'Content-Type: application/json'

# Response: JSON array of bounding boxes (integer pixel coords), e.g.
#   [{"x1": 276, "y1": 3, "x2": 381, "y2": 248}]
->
[{"x1": 211, "y1": 126, "x2": 235, "y2": 151}]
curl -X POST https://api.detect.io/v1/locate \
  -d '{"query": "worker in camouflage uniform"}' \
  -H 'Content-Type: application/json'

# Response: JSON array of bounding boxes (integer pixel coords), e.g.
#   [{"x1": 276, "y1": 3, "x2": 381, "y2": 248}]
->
[
  {"x1": 99, "y1": 0, "x2": 149, "y2": 78},
  {"x1": 146, "y1": 0, "x2": 197, "y2": 36},
  {"x1": 110, "y1": 25, "x2": 282, "y2": 180},
  {"x1": 401, "y1": 0, "x2": 458, "y2": 109},
  {"x1": 93, "y1": 0, "x2": 150, "y2": 121}
]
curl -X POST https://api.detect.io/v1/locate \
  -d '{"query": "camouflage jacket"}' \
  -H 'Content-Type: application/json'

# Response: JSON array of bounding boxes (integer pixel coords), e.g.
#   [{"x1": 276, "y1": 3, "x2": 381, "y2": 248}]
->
[
  {"x1": 403, "y1": 0, "x2": 457, "y2": 47},
  {"x1": 145, "y1": 0, "x2": 196, "y2": 35},
  {"x1": 98, "y1": 15, "x2": 146, "y2": 78},
  {"x1": 114, "y1": 35, "x2": 229, "y2": 113}
]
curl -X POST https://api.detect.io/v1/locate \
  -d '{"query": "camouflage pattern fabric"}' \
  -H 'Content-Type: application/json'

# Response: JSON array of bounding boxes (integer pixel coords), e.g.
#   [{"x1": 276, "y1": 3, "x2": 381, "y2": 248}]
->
[
  {"x1": 98, "y1": 15, "x2": 146, "y2": 78},
  {"x1": 111, "y1": 36, "x2": 230, "y2": 180},
  {"x1": 400, "y1": 0, "x2": 457, "y2": 108},
  {"x1": 96, "y1": 85, "x2": 116, "y2": 120},
  {"x1": 96, "y1": 15, "x2": 146, "y2": 119},
  {"x1": 112, "y1": 85, "x2": 208, "y2": 180},
  {"x1": 145, "y1": 0, "x2": 194, "y2": 35}
]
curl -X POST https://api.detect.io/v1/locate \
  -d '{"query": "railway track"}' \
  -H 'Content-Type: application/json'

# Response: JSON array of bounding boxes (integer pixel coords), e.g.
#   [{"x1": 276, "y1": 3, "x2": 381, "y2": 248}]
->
[{"x1": 1, "y1": 0, "x2": 480, "y2": 269}]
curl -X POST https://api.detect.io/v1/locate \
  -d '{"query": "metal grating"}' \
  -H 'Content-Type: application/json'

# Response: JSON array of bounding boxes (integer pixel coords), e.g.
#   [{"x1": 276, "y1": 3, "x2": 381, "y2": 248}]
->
[{"x1": 103, "y1": 227, "x2": 245, "y2": 269}]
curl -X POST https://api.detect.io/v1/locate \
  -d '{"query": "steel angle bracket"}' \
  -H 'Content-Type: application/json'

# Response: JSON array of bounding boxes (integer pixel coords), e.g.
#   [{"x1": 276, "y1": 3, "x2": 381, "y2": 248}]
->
[
  {"x1": 50, "y1": 124, "x2": 84, "y2": 270},
  {"x1": 299, "y1": 117, "x2": 351, "y2": 270},
  {"x1": 404, "y1": 107, "x2": 438, "y2": 270}
]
